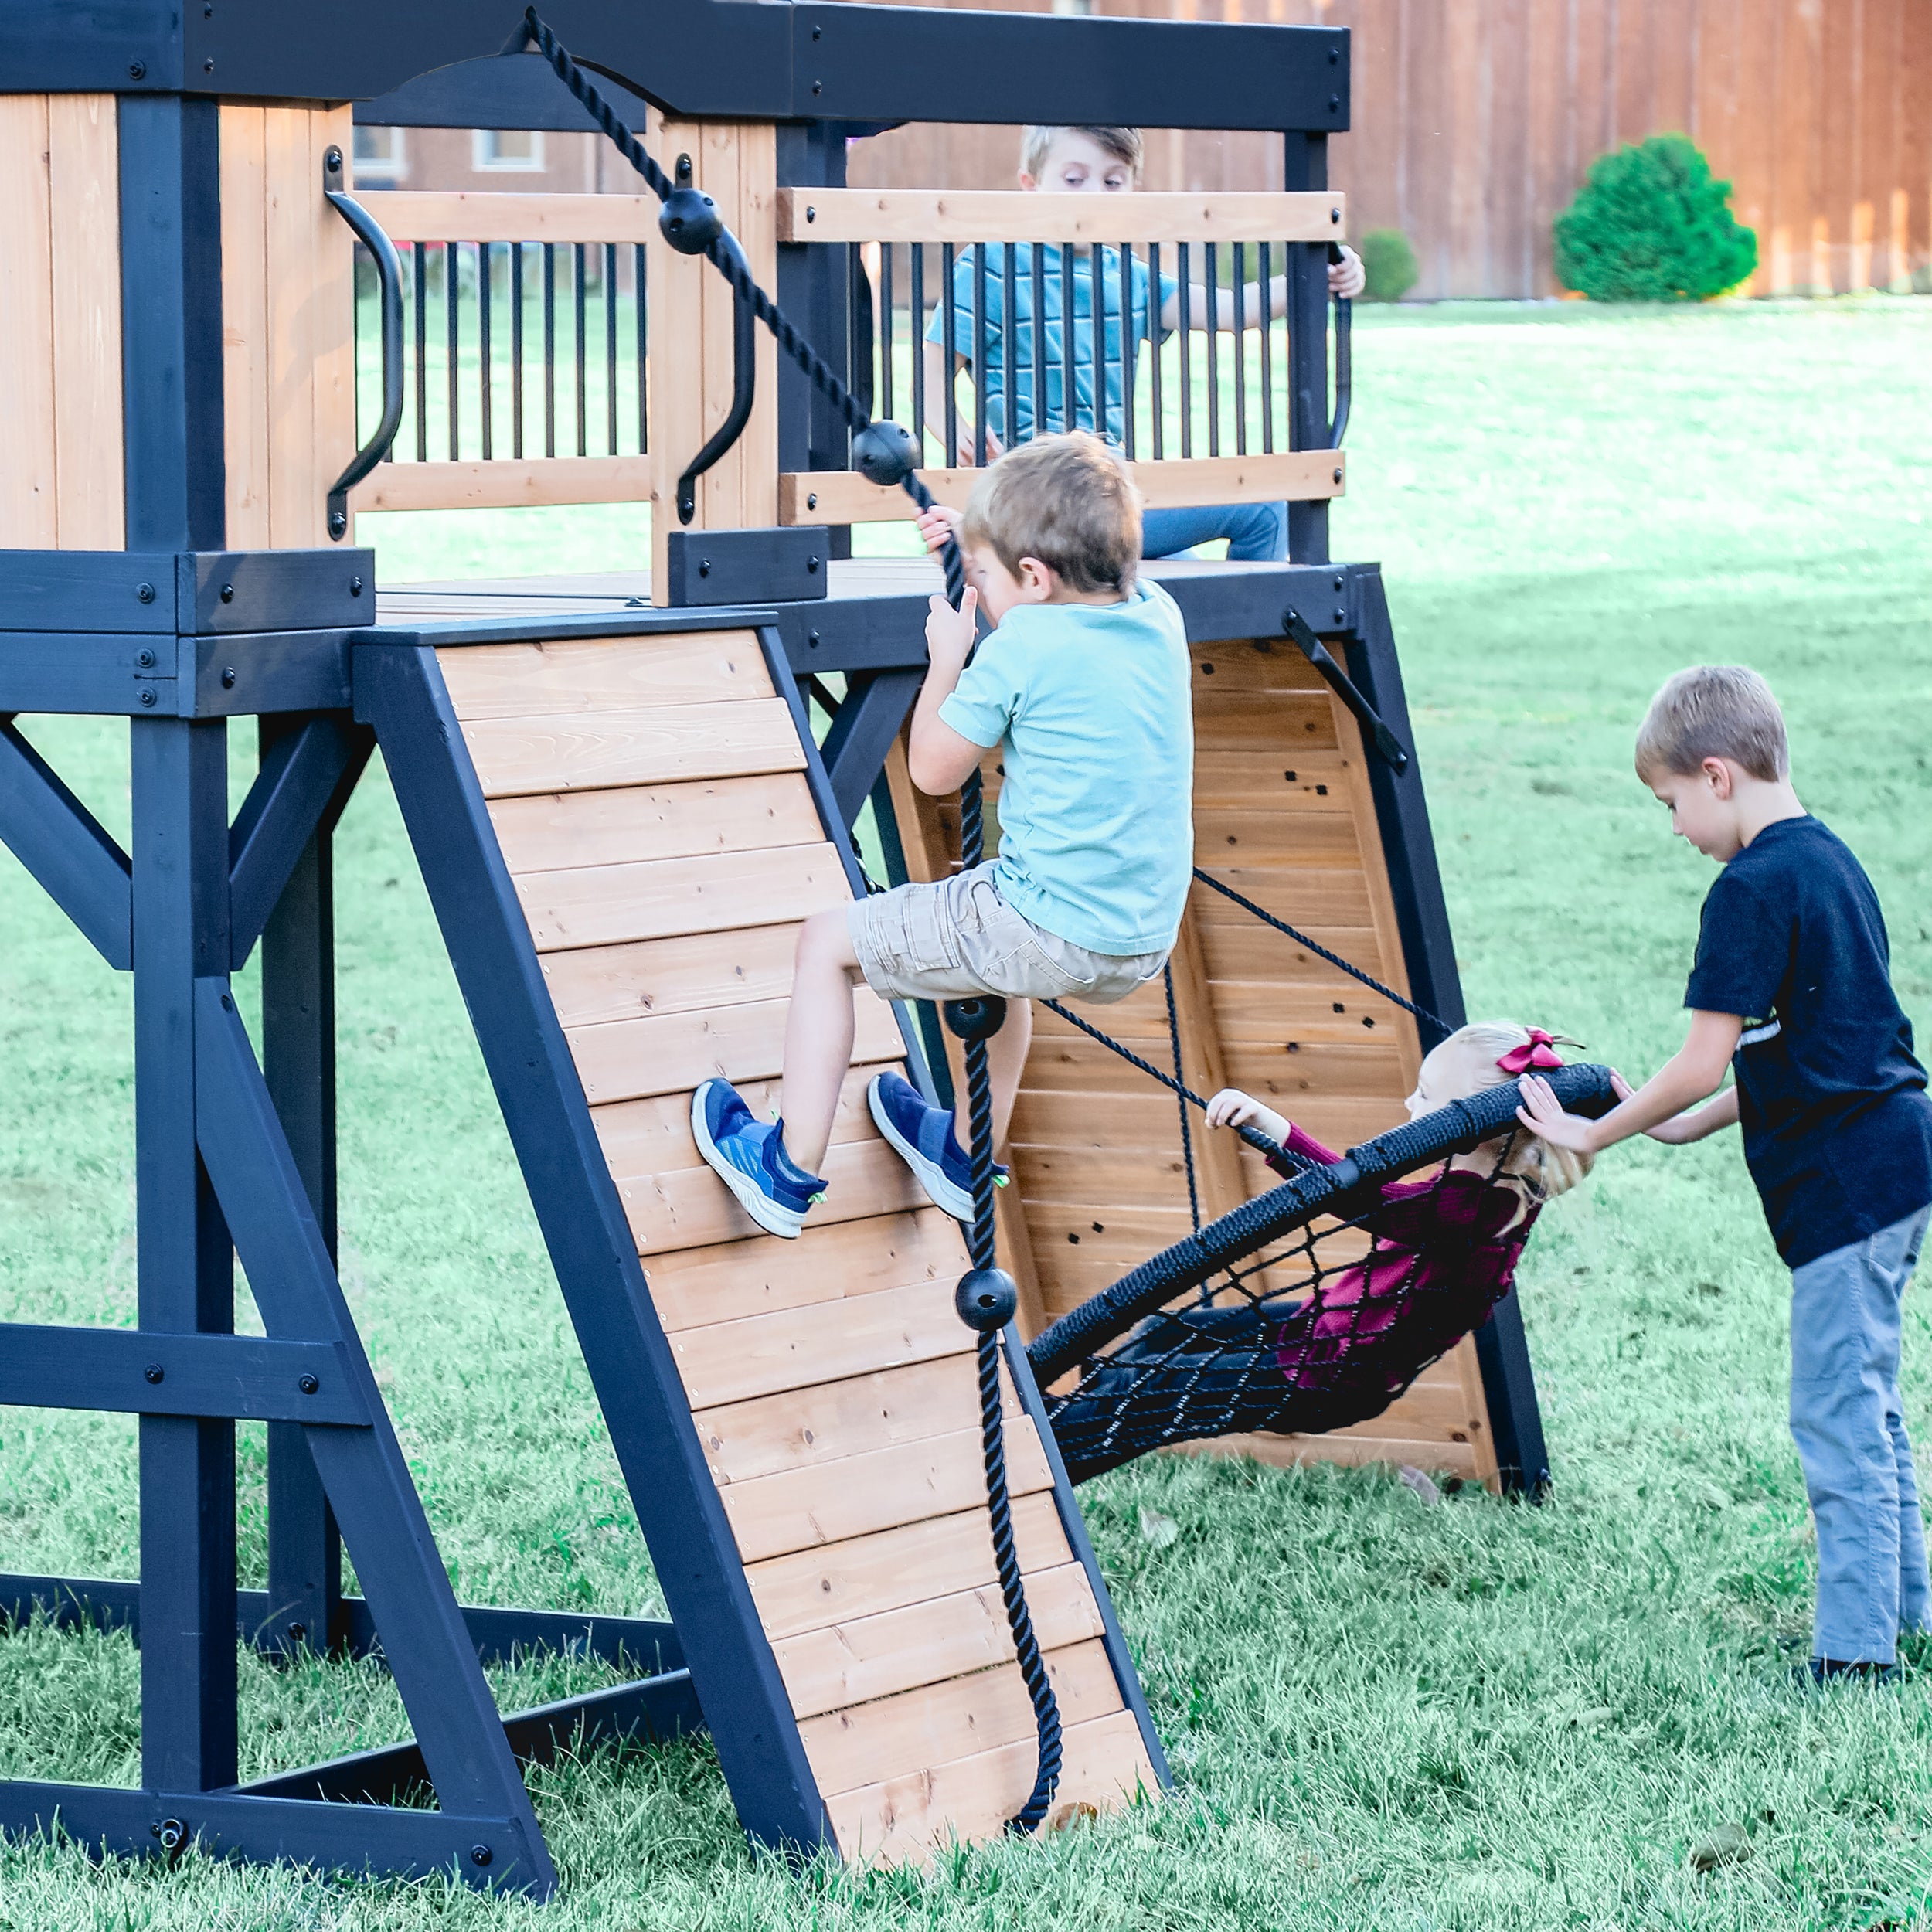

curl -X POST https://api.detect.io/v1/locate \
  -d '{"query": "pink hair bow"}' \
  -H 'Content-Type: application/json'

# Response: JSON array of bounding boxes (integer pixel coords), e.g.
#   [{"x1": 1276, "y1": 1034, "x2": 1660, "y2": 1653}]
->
[{"x1": 1496, "y1": 1029, "x2": 1564, "y2": 1075}]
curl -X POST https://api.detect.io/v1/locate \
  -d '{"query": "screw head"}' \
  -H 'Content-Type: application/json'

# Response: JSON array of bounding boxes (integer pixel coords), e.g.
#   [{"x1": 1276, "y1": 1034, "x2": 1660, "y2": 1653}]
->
[
  {"x1": 145, "y1": 1363, "x2": 164, "y2": 1385},
  {"x1": 1333, "y1": 467, "x2": 1344, "y2": 483},
  {"x1": 219, "y1": 583, "x2": 234, "y2": 604},
  {"x1": 805, "y1": 205, "x2": 817, "y2": 223},
  {"x1": 286, "y1": 1621, "x2": 306, "y2": 1644},
  {"x1": 1334, "y1": 606, "x2": 1346, "y2": 624},
  {"x1": 698, "y1": 560, "x2": 711, "y2": 577},
  {"x1": 219, "y1": 992, "x2": 233, "y2": 1010},
  {"x1": 220, "y1": 666, "x2": 236, "y2": 689},
  {"x1": 806, "y1": 555, "x2": 821, "y2": 573},
  {"x1": 811, "y1": 21, "x2": 821, "y2": 36},
  {"x1": 154, "y1": 1817, "x2": 186, "y2": 1855},
  {"x1": 1333, "y1": 573, "x2": 1345, "y2": 590},
  {"x1": 349, "y1": 575, "x2": 364, "y2": 597},
  {"x1": 807, "y1": 492, "x2": 818, "y2": 510},
  {"x1": 138, "y1": 688, "x2": 158, "y2": 707},
  {"x1": 325, "y1": 146, "x2": 343, "y2": 175},
  {"x1": 328, "y1": 509, "x2": 348, "y2": 537},
  {"x1": 1331, "y1": 207, "x2": 1342, "y2": 224},
  {"x1": 1328, "y1": 94, "x2": 1341, "y2": 111},
  {"x1": 807, "y1": 630, "x2": 821, "y2": 648},
  {"x1": 811, "y1": 79, "x2": 823, "y2": 94},
  {"x1": 128, "y1": 60, "x2": 146, "y2": 80},
  {"x1": 203, "y1": 56, "x2": 214, "y2": 72},
  {"x1": 298, "y1": 1372, "x2": 320, "y2": 1395},
  {"x1": 135, "y1": 581, "x2": 155, "y2": 604},
  {"x1": 471, "y1": 1844, "x2": 493, "y2": 1868},
  {"x1": 1329, "y1": 44, "x2": 1340, "y2": 62},
  {"x1": 135, "y1": 647, "x2": 155, "y2": 668}
]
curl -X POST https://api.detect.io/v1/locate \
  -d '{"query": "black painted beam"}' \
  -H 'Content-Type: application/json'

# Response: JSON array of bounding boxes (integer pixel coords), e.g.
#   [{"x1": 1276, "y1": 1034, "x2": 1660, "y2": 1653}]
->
[{"x1": 0, "y1": 720, "x2": 133, "y2": 969}]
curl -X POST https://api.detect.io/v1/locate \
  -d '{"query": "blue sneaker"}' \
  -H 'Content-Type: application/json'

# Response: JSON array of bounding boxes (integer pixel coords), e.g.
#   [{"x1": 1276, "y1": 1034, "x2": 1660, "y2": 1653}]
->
[
  {"x1": 691, "y1": 1080, "x2": 825, "y2": 1240},
  {"x1": 867, "y1": 1070, "x2": 1008, "y2": 1223}
]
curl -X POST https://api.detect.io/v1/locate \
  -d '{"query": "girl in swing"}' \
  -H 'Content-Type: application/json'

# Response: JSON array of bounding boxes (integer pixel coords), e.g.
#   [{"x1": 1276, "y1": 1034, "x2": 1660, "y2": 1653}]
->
[{"x1": 1044, "y1": 1021, "x2": 1594, "y2": 1484}]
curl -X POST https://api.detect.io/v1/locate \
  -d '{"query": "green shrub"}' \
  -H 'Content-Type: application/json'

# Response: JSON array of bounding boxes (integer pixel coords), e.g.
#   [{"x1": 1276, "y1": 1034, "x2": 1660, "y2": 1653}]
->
[
  {"x1": 1359, "y1": 227, "x2": 1419, "y2": 302},
  {"x1": 1554, "y1": 133, "x2": 1757, "y2": 301}
]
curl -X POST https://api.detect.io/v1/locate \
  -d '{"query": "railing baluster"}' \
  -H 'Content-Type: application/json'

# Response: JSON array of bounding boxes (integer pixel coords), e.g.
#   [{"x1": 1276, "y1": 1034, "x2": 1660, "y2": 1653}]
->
[
  {"x1": 605, "y1": 242, "x2": 618, "y2": 457},
  {"x1": 573, "y1": 241, "x2": 588, "y2": 459},
  {"x1": 1204, "y1": 240, "x2": 1219, "y2": 460},
  {"x1": 880, "y1": 241, "x2": 895, "y2": 423},
  {"x1": 941, "y1": 241, "x2": 958, "y2": 469},
  {"x1": 1120, "y1": 243, "x2": 1136, "y2": 463},
  {"x1": 1030, "y1": 243, "x2": 1047, "y2": 445},
  {"x1": 910, "y1": 243, "x2": 927, "y2": 457},
  {"x1": 1148, "y1": 242, "x2": 1163, "y2": 462},
  {"x1": 479, "y1": 242, "x2": 493, "y2": 462},
  {"x1": 413, "y1": 242, "x2": 427, "y2": 461},
  {"x1": 645, "y1": 237, "x2": 661, "y2": 452},
  {"x1": 1002, "y1": 241, "x2": 1017, "y2": 454},
  {"x1": 1093, "y1": 243, "x2": 1112, "y2": 446},
  {"x1": 1259, "y1": 240, "x2": 1274, "y2": 454},
  {"x1": 512, "y1": 241, "x2": 525, "y2": 460},
  {"x1": 971, "y1": 243, "x2": 988, "y2": 467},
  {"x1": 1060, "y1": 240, "x2": 1075, "y2": 433},
  {"x1": 543, "y1": 243, "x2": 556, "y2": 460},
  {"x1": 1177, "y1": 242, "x2": 1192, "y2": 461},
  {"x1": 1232, "y1": 244, "x2": 1247, "y2": 457},
  {"x1": 446, "y1": 240, "x2": 460, "y2": 463}
]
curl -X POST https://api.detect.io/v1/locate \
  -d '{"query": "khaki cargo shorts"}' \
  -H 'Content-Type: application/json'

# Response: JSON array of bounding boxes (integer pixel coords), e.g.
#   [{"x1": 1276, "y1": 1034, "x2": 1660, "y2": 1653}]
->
[{"x1": 849, "y1": 863, "x2": 1168, "y2": 1006}]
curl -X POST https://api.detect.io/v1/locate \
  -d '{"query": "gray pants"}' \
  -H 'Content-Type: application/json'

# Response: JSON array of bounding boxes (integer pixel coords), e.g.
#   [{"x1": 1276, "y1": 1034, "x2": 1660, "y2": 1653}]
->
[{"x1": 1789, "y1": 1204, "x2": 1932, "y2": 1664}]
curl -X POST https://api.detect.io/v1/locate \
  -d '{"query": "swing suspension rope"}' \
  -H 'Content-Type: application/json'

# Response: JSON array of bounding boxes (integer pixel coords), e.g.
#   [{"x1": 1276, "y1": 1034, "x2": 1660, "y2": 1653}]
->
[{"x1": 522, "y1": 10, "x2": 1065, "y2": 1835}]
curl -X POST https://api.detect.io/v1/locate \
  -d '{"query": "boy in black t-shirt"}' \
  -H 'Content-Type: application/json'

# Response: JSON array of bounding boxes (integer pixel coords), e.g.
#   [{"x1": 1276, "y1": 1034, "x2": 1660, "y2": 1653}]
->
[{"x1": 1520, "y1": 665, "x2": 1932, "y2": 1682}]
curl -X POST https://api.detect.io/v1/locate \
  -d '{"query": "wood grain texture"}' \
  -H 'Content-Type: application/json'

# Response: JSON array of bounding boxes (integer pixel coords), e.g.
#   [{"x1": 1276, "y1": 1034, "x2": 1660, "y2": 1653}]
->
[
  {"x1": 543, "y1": 923, "x2": 804, "y2": 1029},
  {"x1": 775, "y1": 188, "x2": 1345, "y2": 244},
  {"x1": 0, "y1": 97, "x2": 58, "y2": 549},
  {"x1": 219, "y1": 105, "x2": 272, "y2": 549},
  {"x1": 488, "y1": 773, "x2": 819, "y2": 876},
  {"x1": 440, "y1": 631, "x2": 771, "y2": 719},
  {"x1": 355, "y1": 455, "x2": 653, "y2": 513},
  {"x1": 353, "y1": 190, "x2": 660, "y2": 243},
  {"x1": 462, "y1": 697, "x2": 805, "y2": 797}
]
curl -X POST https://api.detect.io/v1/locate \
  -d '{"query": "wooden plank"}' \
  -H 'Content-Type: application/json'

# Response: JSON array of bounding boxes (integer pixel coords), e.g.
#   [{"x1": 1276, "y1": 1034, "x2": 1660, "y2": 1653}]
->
[
  {"x1": 721, "y1": 1418, "x2": 1053, "y2": 1565},
  {"x1": 0, "y1": 97, "x2": 59, "y2": 549},
  {"x1": 744, "y1": 1492, "x2": 1070, "y2": 1640},
  {"x1": 1189, "y1": 640, "x2": 1328, "y2": 693},
  {"x1": 569, "y1": 985, "x2": 901, "y2": 1104},
  {"x1": 1186, "y1": 1429, "x2": 1484, "y2": 1485},
  {"x1": 439, "y1": 631, "x2": 772, "y2": 719},
  {"x1": 488, "y1": 773, "x2": 820, "y2": 877},
  {"x1": 644, "y1": 1203, "x2": 965, "y2": 1331},
  {"x1": 668, "y1": 1278, "x2": 969, "y2": 1410},
  {"x1": 646, "y1": 107, "x2": 706, "y2": 588},
  {"x1": 1193, "y1": 748, "x2": 1359, "y2": 811},
  {"x1": 1192, "y1": 690, "x2": 1338, "y2": 752},
  {"x1": 780, "y1": 451, "x2": 1344, "y2": 527},
  {"x1": 1189, "y1": 866, "x2": 1372, "y2": 927},
  {"x1": 825, "y1": 1709, "x2": 1152, "y2": 1866},
  {"x1": 354, "y1": 189, "x2": 661, "y2": 244},
  {"x1": 1152, "y1": 904, "x2": 1244, "y2": 1219},
  {"x1": 775, "y1": 187, "x2": 1346, "y2": 244},
  {"x1": 264, "y1": 107, "x2": 319, "y2": 548},
  {"x1": 461, "y1": 696, "x2": 806, "y2": 797},
  {"x1": 803, "y1": 1639, "x2": 1121, "y2": 1801},
  {"x1": 1194, "y1": 810, "x2": 1364, "y2": 867},
  {"x1": 310, "y1": 106, "x2": 355, "y2": 543},
  {"x1": 626, "y1": 1134, "x2": 929, "y2": 1257},
  {"x1": 774, "y1": 1561, "x2": 1104, "y2": 1721},
  {"x1": 219, "y1": 104, "x2": 272, "y2": 550},
  {"x1": 543, "y1": 923, "x2": 804, "y2": 1029},
  {"x1": 516, "y1": 842, "x2": 843, "y2": 951},
  {"x1": 46, "y1": 95, "x2": 124, "y2": 550},
  {"x1": 354, "y1": 454, "x2": 653, "y2": 514},
  {"x1": 695, "y1": 1354, "x2": 1020, "y2": 1485}
]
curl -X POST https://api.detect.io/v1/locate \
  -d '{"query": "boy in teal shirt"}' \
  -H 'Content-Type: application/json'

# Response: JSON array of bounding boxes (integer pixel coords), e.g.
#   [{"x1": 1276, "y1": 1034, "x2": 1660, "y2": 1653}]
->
[
  {"x1": 921, "y1": 124, "x2": 1365, "y2": 563},
  {"x1": 693, "y1": 433, "x2": 1192, "y2": 1238}
]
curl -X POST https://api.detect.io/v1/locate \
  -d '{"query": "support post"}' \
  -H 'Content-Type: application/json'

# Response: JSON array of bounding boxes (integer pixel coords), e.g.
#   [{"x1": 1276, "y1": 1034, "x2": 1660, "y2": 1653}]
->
[{"x1": 1282, "y1": 131, "x2": 1331, "y2": 566}]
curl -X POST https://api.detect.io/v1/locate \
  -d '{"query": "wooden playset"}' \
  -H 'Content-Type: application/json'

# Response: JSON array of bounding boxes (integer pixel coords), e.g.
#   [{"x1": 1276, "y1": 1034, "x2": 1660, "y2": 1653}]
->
[{"x1": 0, "y1": 0, "x2": 1556, "y2": 1896}]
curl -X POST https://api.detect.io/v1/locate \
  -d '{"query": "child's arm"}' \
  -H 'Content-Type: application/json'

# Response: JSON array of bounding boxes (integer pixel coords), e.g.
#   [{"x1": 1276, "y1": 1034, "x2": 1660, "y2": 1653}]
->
[
  {"x1": 906, "y1": 587, "x2": 988, "y2": 795},
  {"x1": 1158, "y1": 246, "x2": 1366, "y2": 333},
  {"x1": 1641, "y1": 1082, "x2": 1741, "y2": 1145},
  {"x1": 919, "y1": 340, "x2": 1005, "y2": 468},
  {"x1": 1516, "y1": 1009, "x2": 1743, "y2": 1154},
  {"x1": 1206, "y1": 1088, "x2": 1292, "y2": 1145}
]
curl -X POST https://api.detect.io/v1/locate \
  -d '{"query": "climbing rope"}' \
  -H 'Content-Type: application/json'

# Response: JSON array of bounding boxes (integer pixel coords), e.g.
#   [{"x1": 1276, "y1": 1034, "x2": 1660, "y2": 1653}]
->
[{"x1": 523, "y1": 9, "x2": 1060, "y2": 1832}]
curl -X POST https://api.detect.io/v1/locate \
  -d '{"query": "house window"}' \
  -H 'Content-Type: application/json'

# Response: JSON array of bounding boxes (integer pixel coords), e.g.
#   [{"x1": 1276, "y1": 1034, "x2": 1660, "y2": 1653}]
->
[
  {"x1": 1051, "y1": 0, "x2": 1096, "y2": 13},
  {"x1": 352, "y1": 125, "x2": 406, "y2": 182},
  {"x1": 473, "y1": 129, "x2": 546, "y2": 173}
]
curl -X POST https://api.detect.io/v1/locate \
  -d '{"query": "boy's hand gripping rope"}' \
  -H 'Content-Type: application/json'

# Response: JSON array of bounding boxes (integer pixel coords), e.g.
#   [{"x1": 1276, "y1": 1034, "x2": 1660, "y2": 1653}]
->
[{"x1": 521, "y1": 9, "x2": 1062, "y2": 1835}]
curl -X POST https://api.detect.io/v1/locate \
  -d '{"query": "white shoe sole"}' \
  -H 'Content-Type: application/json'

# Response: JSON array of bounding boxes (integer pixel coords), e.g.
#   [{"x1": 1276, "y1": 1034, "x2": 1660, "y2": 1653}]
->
[
  {"x1": 691, "y1": 1083, "x2": 807, "y2": 1240},
  {"x1": 867, "y1": 1076, "x2": 973, "y2": 1222}
]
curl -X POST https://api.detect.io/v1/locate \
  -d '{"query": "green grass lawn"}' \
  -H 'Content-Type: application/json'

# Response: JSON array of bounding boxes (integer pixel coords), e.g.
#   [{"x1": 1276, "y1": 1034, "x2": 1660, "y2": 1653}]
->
[{"x1": 5, "y1": 294, "x2": 1932, "y2": 1928}]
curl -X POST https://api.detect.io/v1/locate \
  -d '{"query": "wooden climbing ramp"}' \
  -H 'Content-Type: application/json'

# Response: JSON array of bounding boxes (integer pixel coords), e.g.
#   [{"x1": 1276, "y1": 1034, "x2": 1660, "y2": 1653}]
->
[{"x1": 429, "y1": 621, "x2": 1161, "y2": 1862}]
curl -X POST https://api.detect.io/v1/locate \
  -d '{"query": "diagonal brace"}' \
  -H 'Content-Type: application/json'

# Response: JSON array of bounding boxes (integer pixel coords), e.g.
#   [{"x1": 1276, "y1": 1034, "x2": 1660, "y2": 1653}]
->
[
  {"x1": 0, "y1": 717, "x2": 132, "y2": 970},
  {"x1": 821, "y1": 668, "x2": 923, "y2": 832},
  {"x1": 228, "y1": 714, "x2": 372, "y2": 970}
]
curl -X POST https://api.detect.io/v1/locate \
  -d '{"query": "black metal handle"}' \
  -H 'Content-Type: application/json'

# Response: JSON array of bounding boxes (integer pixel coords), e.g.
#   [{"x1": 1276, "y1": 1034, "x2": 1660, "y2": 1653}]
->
[
  {"x1": 1328, "y1": 294, "x2": 1351, "y2": 448},
  {"x1": 676, "y1": 233, "x2": 758, "y2": 525},
  {"x1": 1282, "y1": 605, "x2": 1410, "y2": 771},
  {"x1": 321, "y1": 148, "x2": 404, "y2": 543}
]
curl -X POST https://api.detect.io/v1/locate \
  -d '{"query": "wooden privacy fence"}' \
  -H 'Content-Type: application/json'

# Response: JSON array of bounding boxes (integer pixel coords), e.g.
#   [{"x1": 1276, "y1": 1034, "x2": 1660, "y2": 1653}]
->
[{"x1": 839, "y1": 0, "x2": 1932, "y2": 301}]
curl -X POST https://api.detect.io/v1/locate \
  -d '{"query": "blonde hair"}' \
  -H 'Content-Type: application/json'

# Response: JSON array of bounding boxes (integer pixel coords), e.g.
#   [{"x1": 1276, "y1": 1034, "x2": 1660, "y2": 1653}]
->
[
  {"x1": 1634, "y1": 665, "x2": 1789, "y2": 783},
  {"x1": 1420, "y1": 1022, "x2": 1594, "y2": 1207},
  {"x1": 961, "y1": 433, "x2": 1140, "y2": 594},
  {"x1": 1020, "y1": 124, "x2": 1144, "y2": 182}
]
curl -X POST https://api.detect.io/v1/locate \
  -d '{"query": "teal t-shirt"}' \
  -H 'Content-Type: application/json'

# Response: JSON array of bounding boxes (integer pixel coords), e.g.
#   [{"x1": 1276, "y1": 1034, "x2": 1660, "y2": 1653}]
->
[
  {"x1": 924, "y1": 242, "x2": 1177, "y2": 447},
  {"x1": 937, "y1": 581, "x2": 1193, "y2": 957}
]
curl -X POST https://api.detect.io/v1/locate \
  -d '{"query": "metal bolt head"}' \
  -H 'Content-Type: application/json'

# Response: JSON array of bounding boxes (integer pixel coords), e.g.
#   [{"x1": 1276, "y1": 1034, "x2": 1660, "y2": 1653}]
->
[
  {"x1": 811, "y1": 79, "x2": 823, "y2": 94},
  {"x1": 1331, "y1": 207, "x2": 1342, "y2": 224},
  {"x1": 135, "y1": 581, "x2": 155, "y2": 604},
  {"x1": 805, "y1": 205, "x2": 816, "y2": 223},
  {"x1": 138, "y1": 688, "x2": 157, "y2": 707},
  {"x1": 806, "y1": 555, "x2": 821, "y2": 573},
  {"x1": 811, "y1": 21, "x2": 821, "y2": 36},
  {"x1": 203, "y1": 56, "x2": 214, "y2": 72},
  {"x1": 1334, "y1": 606, "x2": 1346, "y2": 624},
  {"x1": 1329, "y1": 44, "x2": 1340, "y2": 62},
  {"x1": 145, "y1": 1362, "x2": 164, "y2": 1385},
  {"x1": 698, "y1": 560, "x2": 711, "y2": 577},
  {"x1": 135, "y1": 647, "x2": 155, "y2": 668},
  {"x1": 328, "y1": 510, "x2": 348, "y2": 537},
  {"x1": 219, "y1": 582, "x2": 234, "y2": 603},
  {"x1": 807, "y1": 631, "x2": 821, "y2": 648},
  {"x1": 471, "y1": 1844, "x2": 493, "y2": 1868},
  {"x1": 128, "y1": 60, "x2": 146, "y2": 80},
  {"x1": 286, "y1": 1621, "x2": 306, "y2": 1645},
  {"x1": 219, "y1": 992, "x2": 233, "y2": 1011},
  {"x1": 298, "y1": 1372, "x2": 320, "y2": 1395},
  {"x1": 1328, "y1": 94, "x2": 1341, "y2": 111},
  {"x1": 1333, "y1": 467, "x2": 1343, "y2": 483},
  {"x1": 220, "y1": 667, "x2": 236, "y2": 689},
  {"x1": 325, "y1": 146, "x2": 343, "y2": 175},
  {"x1": 349, "y1": 575, "x2": 364, "y2": 597},
  {"x1": 154, "y1": 1817, "x2": 186, "y2": 1854},
  {"x1": 1333, "y1": 573, "x2": 1345, "y2": 590}
]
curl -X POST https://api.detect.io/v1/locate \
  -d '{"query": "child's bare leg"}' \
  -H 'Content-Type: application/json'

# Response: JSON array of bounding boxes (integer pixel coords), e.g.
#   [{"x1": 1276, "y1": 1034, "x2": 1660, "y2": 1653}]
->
[
  {"x1": 967, "y1": 995, "x2": 1032, "y2": 1151},
  {"x1": 779, "y1": 908, "x2": 861, "y2": 1175}
]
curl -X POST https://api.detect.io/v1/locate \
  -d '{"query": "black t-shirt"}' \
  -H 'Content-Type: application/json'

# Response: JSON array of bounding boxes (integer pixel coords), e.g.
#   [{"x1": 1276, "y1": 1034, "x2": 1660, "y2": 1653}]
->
[{"x1": 1684, "y1": 815, "x2": 1932, "y2": 1267}]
